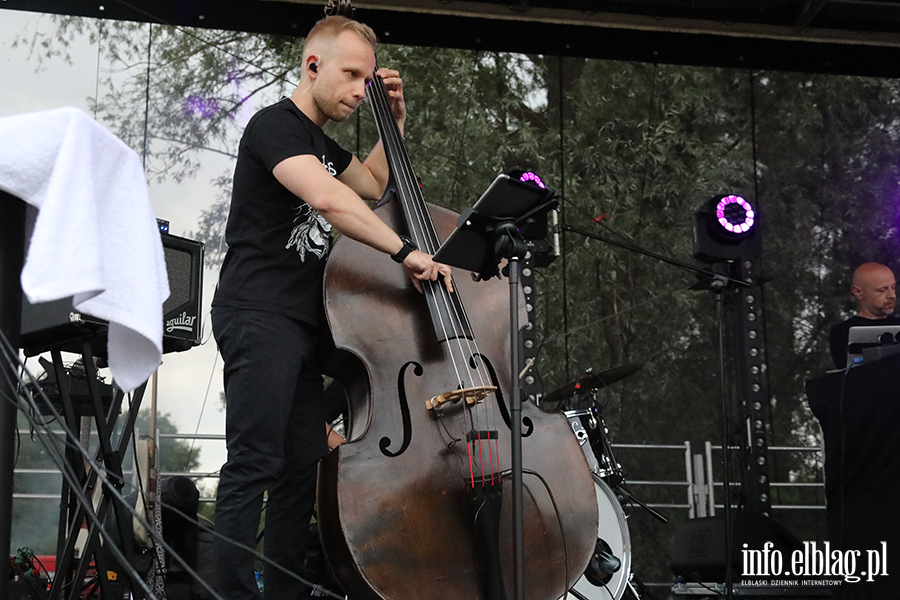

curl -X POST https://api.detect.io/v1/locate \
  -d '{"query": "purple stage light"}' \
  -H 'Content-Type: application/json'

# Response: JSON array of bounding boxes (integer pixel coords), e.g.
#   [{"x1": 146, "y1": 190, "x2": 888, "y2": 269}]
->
[
  {"x1": 184, "y1": 95, "x2": 220, "y2": 119},
  {"x1": 715, "y1": 195, "x2": 755, "y2": 234},
  {"x1": 519, "y1": 171, "x2": 546, "y2": 189}
]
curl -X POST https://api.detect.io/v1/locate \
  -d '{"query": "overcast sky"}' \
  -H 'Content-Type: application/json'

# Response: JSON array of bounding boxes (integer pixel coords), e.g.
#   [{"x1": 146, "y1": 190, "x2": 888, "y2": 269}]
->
[{"x1": 2, "y1": 8, "x2": 230, "y2": 477}]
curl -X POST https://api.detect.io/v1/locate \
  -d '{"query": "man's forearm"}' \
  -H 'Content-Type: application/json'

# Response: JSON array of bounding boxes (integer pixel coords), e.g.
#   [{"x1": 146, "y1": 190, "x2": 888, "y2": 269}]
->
[{"x1": 318, "y1": 190, "x2": 404, "y2": 256}]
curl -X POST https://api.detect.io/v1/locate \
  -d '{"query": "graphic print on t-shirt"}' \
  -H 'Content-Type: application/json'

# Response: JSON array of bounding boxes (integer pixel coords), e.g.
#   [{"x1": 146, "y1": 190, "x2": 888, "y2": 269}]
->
[
  {"x1": 284, "y1": 155, "x2": 340, "y2": 261},
  {"x1": 286, "y1": 203, "x2": 332, "y2": 261},
  {"x1": 320, "y1": 154, "x2": 337, "y2": 176}
]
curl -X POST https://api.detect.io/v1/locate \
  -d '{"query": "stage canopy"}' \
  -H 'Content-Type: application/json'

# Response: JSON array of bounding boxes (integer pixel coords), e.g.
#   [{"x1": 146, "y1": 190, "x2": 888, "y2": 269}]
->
[{"x1": 5, "y1": 0, "x2": 900, "y2": 78}]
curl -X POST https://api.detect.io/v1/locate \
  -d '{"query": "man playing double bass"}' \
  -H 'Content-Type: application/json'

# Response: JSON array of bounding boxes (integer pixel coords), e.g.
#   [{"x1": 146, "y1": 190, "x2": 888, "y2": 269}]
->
[{"x1": 211, "y1": 15, "x2": 451, "y2": 600}]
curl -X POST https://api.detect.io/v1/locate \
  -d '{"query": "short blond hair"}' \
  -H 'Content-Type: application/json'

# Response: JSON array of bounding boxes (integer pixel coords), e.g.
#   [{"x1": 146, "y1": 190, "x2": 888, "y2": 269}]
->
[{"x1": 303, "y1": 16, "x2": 377, "y2": 61}]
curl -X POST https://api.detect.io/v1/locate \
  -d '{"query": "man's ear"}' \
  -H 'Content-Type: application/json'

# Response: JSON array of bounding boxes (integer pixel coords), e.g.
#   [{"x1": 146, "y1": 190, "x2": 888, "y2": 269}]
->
[
  {"x1": 851, "y1": 285, "x2": 864, "y2": 302},
  {"x1": 306, "y1": 55, "x2": 320, "y2": 76}
]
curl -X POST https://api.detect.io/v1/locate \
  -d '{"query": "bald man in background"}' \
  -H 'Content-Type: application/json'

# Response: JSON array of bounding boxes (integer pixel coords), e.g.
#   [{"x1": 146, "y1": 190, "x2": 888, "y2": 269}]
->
[{"x1": 829, "y1": 262, "x2": 900, "y2": 368}]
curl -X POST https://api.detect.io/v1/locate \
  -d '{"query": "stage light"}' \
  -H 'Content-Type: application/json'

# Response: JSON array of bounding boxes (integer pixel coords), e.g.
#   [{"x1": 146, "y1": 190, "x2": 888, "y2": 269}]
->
[
  {"x1": 507, "y1": 168, "x2": 546, "y2": 189},
  {"x1": 501, "y1": 168, "x2": 557, "y2": 266},
  {"x1": 693, "y1": 194, "x2": 762, "y2": 263},
  {"x1": 518, "y1": 171, "x2": 546, "y2": 189},
  {"x1": 714, "y1": 195, "x2": 755, "y2": 234}
]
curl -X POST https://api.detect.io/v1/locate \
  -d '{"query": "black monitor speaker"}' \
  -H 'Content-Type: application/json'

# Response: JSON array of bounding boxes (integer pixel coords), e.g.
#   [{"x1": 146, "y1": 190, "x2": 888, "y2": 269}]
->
[
  {"x1": 20, "y1": 207, "x2": 203, "y2": 356},
  {"x1": 670, "y1": 513, "x2": 803, "y2": 582}
]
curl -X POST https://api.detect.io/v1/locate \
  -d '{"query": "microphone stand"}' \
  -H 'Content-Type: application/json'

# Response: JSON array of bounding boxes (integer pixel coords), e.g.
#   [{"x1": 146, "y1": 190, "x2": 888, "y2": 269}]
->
[
  {"x1": 433, "y1": 174, "x2": 558, "y2": 600},
  {"x1": 561, "y1": 224, "x2": 748, "y2": 286},
  {"x1": 712, "y1": 270, "x2": 736, "y2": 600},
  {"x1": 561, "y1": 222, "x2": 746, "y2": 600}
]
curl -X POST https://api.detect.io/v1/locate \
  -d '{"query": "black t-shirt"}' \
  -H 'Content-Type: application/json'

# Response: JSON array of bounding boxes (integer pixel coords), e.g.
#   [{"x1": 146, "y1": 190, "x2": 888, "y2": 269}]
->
[
  {"x1": 828, "y1": 314, "x2": 900, "y2": 369},
  {"x1": 213, "y1": 98, "x2": 353, "y2": 325}
]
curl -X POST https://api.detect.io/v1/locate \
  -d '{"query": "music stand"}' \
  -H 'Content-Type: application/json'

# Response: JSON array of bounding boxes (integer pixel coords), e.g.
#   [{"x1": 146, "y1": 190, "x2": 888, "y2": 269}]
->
[{"x1": 434, "y1": 173, "x2": 557, "y2": 600}]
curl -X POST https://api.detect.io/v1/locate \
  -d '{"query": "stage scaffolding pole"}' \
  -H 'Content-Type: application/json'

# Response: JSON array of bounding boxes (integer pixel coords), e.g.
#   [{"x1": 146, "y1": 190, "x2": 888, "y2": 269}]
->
[{"x1": 0, "y1": 190, "x2": 26, "y2": 600}]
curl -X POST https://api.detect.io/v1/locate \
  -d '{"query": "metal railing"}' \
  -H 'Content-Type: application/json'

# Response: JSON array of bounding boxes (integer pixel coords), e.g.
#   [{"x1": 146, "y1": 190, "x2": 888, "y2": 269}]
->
[
  {"x1": 13, "y1": 434, "x2": 827, "y2": 514},
  {"x1": 11, "y1": 432, "x2": 829, "y2": 599},
  {"x1": 608, "y1": 441, "x2": 696, "y2": 513},
  {"x1": 700, "y1": 441, "x2": 826, "y2": 514}
]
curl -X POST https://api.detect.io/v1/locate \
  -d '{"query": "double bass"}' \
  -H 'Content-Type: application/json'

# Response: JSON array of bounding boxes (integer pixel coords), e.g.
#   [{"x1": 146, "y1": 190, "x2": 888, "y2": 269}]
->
[{"x1": 317, "y1": 24, "x2": 599, "y2": 600}]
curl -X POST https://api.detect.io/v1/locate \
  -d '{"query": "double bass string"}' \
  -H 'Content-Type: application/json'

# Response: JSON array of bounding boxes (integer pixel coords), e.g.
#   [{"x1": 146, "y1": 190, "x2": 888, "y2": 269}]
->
[
  {"x1": 366, "y1": 75, "x2": 468, "y2": 390},
  {"x1": 367, "y1": 75, "x2": 481, "y2": 391},
  {"x1": 368, "y1": 73, "x2": 503, "y2": 485}
]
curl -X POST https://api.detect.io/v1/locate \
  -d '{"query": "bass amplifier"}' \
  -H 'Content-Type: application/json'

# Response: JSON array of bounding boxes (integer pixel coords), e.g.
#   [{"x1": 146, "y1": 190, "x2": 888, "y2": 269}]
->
[{"x1": 20, "y1": 214, "x2": 204, "y2": 356}]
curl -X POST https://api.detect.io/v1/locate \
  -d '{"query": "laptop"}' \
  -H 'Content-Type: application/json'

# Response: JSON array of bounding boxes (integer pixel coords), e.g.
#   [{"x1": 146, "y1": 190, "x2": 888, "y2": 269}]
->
[{"x1": 847, "y1": 325, "x2": 900, "y2": 366}]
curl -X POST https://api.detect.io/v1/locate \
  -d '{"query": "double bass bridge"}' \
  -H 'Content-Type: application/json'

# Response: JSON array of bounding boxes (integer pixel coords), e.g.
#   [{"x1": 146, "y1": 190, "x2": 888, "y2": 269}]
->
[{"x1": 425, "y1": 385, "x2": 496, "y2": 411}]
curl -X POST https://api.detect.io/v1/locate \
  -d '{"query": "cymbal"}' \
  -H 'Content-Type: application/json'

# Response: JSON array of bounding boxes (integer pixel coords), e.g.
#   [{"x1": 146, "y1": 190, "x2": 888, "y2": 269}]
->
[{"x1": 543, "y1": 364, "x2": 643, "y2": 406}]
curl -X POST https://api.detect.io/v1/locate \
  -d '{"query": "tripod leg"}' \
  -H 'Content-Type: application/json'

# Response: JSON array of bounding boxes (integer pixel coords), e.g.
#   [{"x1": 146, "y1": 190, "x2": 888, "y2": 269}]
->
[
  {"x1": 565, "y1": 587, "x2": 590, "y2": 600},
  {"x1": 625, "y1": 572, "x2": 661, "y2": 600}
]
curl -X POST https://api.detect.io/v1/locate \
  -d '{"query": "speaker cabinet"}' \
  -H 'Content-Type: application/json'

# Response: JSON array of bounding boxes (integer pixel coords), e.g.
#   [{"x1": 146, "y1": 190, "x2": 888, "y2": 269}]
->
[
  {"x1": 670, "y1": 513, "x2": 803, "y2": 582},
  {"x1": 20, "y1": 223, "x2": 204, "y2": 356},
  {"x1": 159, "y1": 233, "x2": 204, "y2": 352}
]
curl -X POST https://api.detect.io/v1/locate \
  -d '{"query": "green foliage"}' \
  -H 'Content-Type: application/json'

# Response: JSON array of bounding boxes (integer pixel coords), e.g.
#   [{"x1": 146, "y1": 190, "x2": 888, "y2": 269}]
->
[
  {"x1": 11, "y1": 400, "x2": 202, "y2": 555},
  {"x1": 134, "y1": 408, "x2": 202, "y2": 474}
]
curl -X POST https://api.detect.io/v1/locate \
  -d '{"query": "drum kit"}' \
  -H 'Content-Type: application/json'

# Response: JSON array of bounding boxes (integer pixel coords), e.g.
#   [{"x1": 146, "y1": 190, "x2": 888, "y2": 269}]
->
[{"x1": 545, "y1": 364, "x2": 646, "y2": 600}]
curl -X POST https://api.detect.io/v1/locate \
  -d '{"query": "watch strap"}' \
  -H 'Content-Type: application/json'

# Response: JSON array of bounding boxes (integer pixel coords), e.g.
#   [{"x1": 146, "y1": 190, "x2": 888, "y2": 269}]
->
[{"x1": 391, "y1": 235, "x2": 417, "y2": 263}]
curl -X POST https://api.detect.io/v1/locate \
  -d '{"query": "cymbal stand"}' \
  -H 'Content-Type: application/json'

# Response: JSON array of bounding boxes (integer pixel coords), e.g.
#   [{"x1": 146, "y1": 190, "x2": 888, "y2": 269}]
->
[
  {"x1": 615, "y1": 485, "x2": 667, "y2": 525},
  {"x1": 587, "y1": 395, "x2": 626, "y2": 488},
  {"x1": 561, "y1": 222, "x2": 747, "y2": 600},
  {"x1": 579, "y1": 393, "x2": 666, "y2": 524}
]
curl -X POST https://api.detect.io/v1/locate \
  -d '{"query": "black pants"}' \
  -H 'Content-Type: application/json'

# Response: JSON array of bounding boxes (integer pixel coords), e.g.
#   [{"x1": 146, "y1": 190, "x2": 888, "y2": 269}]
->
[{"x1": 212, "y1": 307, "x2": 328, "y2": 600}]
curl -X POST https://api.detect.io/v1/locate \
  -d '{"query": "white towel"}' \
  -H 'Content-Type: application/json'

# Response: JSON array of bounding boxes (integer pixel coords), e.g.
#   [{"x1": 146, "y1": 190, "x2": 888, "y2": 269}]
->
[{"x1": 0, "y1": 107, "x2": 170, "y2": 392}]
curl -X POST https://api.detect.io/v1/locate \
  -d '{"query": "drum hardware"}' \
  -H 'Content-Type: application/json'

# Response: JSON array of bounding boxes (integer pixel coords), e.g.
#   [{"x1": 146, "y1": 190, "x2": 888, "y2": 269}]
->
[
  {"x1": 567, "y1": 400, "x2": 666, "y2": 524},
  {"x1": 561, "y1": 401, "x2": 633, "y2": 600},
  {"x1": 542, "y1": 364, "x2": 643, "y2": 409},
  {"x1": 558, "y1": 476, "x2": 632, "y2": 600},
  {"x1": 564, "y1": 405, "x2": 626, "y2": 486},
  {"x1": 584, "y1": 538, "x2": 622, "y2": 586},
  {"x1": 615, "y1": 484, "x2": 667, "y2": 525},
  {"x1": 561, "y1": 393, "x2": 669, "y2": 599}
]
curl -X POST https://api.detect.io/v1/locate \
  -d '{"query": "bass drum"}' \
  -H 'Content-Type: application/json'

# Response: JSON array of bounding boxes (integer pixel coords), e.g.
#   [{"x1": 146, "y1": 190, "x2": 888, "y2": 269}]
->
[{"x1": 563, "y1": 477, "x2": 631, "y2": 600}]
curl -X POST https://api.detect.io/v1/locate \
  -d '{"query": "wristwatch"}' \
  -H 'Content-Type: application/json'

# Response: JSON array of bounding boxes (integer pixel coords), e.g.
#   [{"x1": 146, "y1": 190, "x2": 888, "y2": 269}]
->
[{"x1": 391, "y1": 235, "x2": 417, "y2": 263}]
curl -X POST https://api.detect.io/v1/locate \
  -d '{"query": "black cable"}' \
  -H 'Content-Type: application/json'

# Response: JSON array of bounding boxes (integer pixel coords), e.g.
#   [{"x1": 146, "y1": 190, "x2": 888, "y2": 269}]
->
[
  {"x1": 748, "y1": 70, "x2": 761, "y2": 222},
  {"x1": 141, "y1": 22, "x2": 153, "y2": 169},
  {"x1": 156, "y1": 499, "x2": 345, "y2": 600},
  {"x1": 500, "y1": 467, "x2": 571, "y2": 598},
  {"x1": 108, "y1": 0, "x2": 298, "y2": 87},
  {"x1": 625, "y1": 64, "x2": 661, "y2": 364},
  {"x1": 837, "y1": 362, "x2": 852, "y2": 561},
  {"x1": 93, "y1": 19, "x2": 103, "y2": 120},
  {"x1": 558, "y1": 53, "x2": 571, "y2": 384},
  {"x1": 12, "y1": 363, "x2": 25, "y2": 470},
  {"x1": 448, "y1": 51, "x2": 478, "y2": 204},
  {"x1": 0, "y1": 351, "x2": 159, "y2": 599},
  {"x1": 183, "y1": 350, "x2": 218, "y2": 471},
  {"x1": 5, "y1": 336, "x2": 347, "y2": 599},
  {"x1": 0, "y1": 334, "x2": 223, "y2": 600}
]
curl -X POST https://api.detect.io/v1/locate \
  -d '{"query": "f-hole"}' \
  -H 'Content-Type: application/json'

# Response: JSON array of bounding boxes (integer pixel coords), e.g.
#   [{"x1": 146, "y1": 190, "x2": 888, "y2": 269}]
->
[
  {"x1": 380, "y1": 361, "x2": 420, "y2": 457},
  {"x1": 472, "y1": 353, "x2": 533, "y2": 437}
]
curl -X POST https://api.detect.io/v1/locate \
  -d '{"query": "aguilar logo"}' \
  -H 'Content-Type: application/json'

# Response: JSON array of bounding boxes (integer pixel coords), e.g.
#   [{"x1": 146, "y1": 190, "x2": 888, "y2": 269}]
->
[{"x1": 166, "y1": 312, "x2": 197, "y2": 334}]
